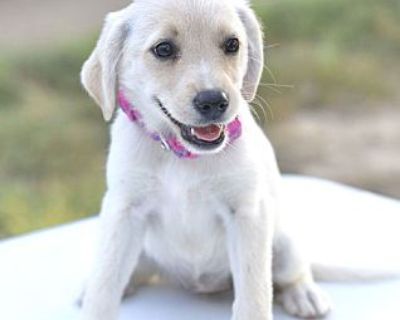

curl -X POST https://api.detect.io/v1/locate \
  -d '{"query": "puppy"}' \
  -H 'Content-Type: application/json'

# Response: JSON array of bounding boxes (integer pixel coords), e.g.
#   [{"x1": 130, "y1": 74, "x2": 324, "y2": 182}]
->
[{"x1": 80, "y1": 1, "x2": 331, "y2": 319}]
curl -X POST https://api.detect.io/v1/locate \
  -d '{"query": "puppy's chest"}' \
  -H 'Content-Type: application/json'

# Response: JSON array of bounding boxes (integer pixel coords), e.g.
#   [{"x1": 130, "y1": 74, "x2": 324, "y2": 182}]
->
[
  {"x1": 143, "y1": 168, "x2": 232, "y2": 291},
  {"x1": 148, "y1": 165, "x2": 231, "y2": 219},
  {"x1": 146, "y1": 170, "x2": 229, "y2": 250}
]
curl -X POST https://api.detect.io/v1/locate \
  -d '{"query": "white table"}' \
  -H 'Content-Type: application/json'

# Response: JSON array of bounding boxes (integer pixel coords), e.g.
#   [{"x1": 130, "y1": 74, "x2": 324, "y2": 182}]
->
[{"x1": 1, "y1": 176, "x2": 399, "y2": 320}]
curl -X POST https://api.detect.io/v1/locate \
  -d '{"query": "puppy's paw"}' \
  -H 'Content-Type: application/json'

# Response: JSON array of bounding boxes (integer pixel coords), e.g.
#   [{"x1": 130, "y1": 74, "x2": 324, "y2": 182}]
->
[{"x1": 277, "y1": 281, "x2": 331, "y2": 319}]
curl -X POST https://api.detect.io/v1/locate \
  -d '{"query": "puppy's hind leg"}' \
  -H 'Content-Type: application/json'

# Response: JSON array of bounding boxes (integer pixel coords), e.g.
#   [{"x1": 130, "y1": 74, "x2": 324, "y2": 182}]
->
[{"x1": 273, "y1": 232, "x2": 331, "y2": 319}]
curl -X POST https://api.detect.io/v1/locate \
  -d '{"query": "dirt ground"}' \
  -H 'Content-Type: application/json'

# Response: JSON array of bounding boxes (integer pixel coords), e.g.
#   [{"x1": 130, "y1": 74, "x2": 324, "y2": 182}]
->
[
  {"x1": 1, "y1": 0, "x2": 399, "y2": 198},
  {"x1": 268, "y1": 103, "x2": 400, "y2": 198},
  {"x1": 0, "y1": 0, "x2": 130, "y2": 47}
]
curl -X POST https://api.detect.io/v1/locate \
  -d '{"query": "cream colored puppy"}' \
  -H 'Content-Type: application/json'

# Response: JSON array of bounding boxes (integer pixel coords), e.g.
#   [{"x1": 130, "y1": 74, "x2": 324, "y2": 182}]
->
[{"x1": 80, "y1": 1, "x2": 331, "y2": 319}]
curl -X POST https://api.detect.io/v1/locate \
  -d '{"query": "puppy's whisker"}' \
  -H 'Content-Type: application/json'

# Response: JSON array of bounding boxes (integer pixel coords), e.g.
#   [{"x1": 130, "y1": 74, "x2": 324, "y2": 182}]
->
[
  {"x1": 259, "y1": 84, "x2": 282, "y2": 95},
  {"x1": 255, "y1": 100, "x2": 268, "y2": 124},
  {"x1": 255, "y1": 94, "x2": 274, "y2": 122},
  {"x1": 250, "y1": 104, "x2": 262, "y2": 124},
  {"x1": 250, "y1": 100, "x2": 266, "y2": 125},
  {"x1": 262, "y1": 64, "x2": 278, "y2": 84},
  {"x1": 259, "y1": 94, "x2": 275, "y2": 122},
  {"x1": 248, "y1": 55, "x2": 277, "y2": 84},
  {"x1": 258, "y1": 82, "x2": 294, "y2": 89},
  {"x1": 261, "y1": 82, "x2": 289, "y2": 88},
  {"x1": 263, "y1": 43, "x2": 280, "y2": 49},
  {"x1": 248, "y1": 54, "x2": 293, "y2": 94}
]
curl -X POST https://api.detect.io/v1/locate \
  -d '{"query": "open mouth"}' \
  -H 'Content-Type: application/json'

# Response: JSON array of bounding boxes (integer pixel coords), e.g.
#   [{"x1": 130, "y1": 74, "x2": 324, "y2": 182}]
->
[{"x1": 156, "y1": 99, "x2": 225, "y2": 149}]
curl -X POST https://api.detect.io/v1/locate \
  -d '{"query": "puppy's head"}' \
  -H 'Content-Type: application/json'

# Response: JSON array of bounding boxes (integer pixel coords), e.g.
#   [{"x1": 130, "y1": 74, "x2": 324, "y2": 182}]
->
[{"x1": 81, "y1": 0, "x2": 263, "y2": 155}]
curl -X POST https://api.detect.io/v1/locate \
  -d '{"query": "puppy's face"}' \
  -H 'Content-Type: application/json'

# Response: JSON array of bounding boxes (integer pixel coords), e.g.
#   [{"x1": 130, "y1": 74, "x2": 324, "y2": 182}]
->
[{"x1": 82, "y1": 0, "x2": 263, "y2": 155}]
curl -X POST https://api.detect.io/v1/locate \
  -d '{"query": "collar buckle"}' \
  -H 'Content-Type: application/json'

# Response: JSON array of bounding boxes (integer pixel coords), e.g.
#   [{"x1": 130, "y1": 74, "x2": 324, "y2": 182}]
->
[{"x1": 159, "y1": 136, "x2": 171, "y2": 152}]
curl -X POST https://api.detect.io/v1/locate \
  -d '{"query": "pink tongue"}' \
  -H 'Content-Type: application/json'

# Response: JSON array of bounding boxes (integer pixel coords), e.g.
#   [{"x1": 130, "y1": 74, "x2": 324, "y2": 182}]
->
[{"x1": 192, "y1": 124, "x2": 223, "y2": 142}]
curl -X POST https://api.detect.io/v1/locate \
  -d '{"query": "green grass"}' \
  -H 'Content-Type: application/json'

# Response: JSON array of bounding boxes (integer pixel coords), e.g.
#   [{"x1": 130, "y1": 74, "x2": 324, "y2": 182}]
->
[
  {"x1": 254, "y1": 0, "x2": 400, "y2": 119},
  {"x1": 256, "y1": 0, "x2": 400, "y2": 54},
  {"x1": 0, "y1": 38, "x2": 107, "y2": 237},
  {"x1": 1, "y1": 0, "x2": 399, "y2": 237}
]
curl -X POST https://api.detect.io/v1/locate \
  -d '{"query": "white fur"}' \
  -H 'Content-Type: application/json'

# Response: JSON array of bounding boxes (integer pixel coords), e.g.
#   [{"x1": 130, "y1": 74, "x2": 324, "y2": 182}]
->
[{"x1": 80, "y1": 1, "x2": 331, "y2": 319}]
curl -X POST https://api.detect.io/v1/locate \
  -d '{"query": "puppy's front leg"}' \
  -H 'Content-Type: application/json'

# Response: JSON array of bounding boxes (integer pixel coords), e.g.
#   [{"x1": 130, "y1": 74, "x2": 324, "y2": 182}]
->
[
  {"x1": 227, "y1": 199, "x2": 274, "y2": 320},
  {"x1": 81, "y1": 193, "x2": 147, "y2": 320}
]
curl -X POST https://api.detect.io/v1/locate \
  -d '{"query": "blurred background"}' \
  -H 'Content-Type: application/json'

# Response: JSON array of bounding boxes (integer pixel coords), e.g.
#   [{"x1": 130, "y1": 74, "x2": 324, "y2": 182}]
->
[{"x1": 0, "y1": 0, "x2": 399, "y2": 238}]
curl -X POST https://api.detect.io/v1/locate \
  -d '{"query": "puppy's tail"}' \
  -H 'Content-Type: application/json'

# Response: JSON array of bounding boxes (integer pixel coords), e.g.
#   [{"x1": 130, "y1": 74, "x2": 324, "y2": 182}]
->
[{"x1": 312, "y1": 263, "x2": 400, "y2": 282}]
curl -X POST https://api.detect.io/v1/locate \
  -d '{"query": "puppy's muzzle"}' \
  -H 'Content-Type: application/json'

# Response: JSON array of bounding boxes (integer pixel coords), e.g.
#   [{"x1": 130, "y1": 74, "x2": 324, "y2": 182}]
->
[{"x1": 193, "y1": 90, "x2": 229, "y2": 121}]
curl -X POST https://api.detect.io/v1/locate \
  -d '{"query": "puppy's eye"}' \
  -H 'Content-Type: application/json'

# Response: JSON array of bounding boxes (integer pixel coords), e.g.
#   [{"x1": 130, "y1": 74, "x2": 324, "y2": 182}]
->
[
  {"x1": 153, "y1": 41, "x2": 177, "y2": 59},
  {"x1": 224, "y1": 37, "x2": 240, "y2": 55}
]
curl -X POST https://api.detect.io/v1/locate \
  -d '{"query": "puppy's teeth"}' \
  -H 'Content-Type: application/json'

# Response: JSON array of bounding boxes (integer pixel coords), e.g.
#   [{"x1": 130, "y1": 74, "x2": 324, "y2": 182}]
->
[{"x1": 190, "y1": 128, "x2": 195, "y2": 136}]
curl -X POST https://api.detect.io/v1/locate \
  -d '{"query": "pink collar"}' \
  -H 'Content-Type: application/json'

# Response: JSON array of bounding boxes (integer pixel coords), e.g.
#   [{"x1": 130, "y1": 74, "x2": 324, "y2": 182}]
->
[{"x1": 117, "y1": 91, "x2": 242, "y2": 159}]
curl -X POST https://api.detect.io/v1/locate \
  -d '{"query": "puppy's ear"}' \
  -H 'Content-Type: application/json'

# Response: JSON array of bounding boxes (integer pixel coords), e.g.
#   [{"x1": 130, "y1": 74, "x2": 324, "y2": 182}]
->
[
  {"x1": 237, "y1": 6, "x2": 264, "y2": 102},
  {"x1": 81, "y1": 9, "x2": 130, "y2": 121}
]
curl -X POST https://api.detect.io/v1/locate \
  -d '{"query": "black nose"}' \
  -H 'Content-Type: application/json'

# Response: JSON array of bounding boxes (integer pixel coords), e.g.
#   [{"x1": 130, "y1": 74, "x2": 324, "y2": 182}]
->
[{"x1": 193, "y1": 90, "x2": 229, "y2": 120}]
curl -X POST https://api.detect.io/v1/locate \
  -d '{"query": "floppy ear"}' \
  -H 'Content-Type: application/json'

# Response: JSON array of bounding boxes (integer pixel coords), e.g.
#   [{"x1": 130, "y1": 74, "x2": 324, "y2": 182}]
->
[
  {"x1": 81, "y1": 9, "x2": 130, "y2": 121},
  {"x1": 237, "y1": 6, "x2": 264, "y2": 102}
]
